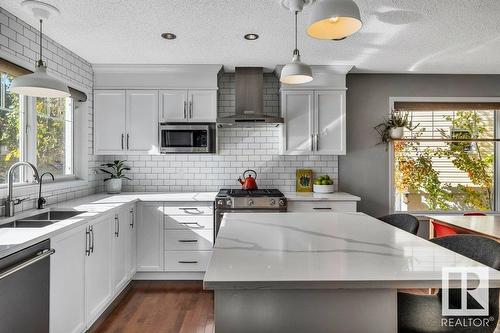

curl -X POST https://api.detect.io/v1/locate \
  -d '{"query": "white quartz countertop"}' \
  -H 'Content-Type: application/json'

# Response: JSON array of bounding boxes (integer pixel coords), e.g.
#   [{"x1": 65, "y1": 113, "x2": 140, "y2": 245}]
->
[
  {"x1": 0, "y1": 192, "x2": 217, "y2": 258},
  {"x1": 283, "y1": 192, "x2": 360, "y2": 201},
  {"x1": 204, "y1": 212, "x2": 500, "y2": 290}
]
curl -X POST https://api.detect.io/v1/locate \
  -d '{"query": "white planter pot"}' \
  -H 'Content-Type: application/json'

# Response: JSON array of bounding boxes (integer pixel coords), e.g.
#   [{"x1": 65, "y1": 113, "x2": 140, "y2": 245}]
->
[
  {"x1": 313, "y1": 184, "x2": 334, "y2": 193},
  {"x1": 390, "y1": 127, "x2": 405, "y2": 139},
  {"x1": 105, "y1": 178, "x2": 122, "y2": 194}
]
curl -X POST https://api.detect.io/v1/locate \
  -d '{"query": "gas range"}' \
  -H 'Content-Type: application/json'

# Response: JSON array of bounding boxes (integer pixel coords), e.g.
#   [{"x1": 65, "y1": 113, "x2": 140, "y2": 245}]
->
[
  {"x1": 215, "y1": 189, "x2": 287, "y2": 210},
  {"x1": 214, "y1": 189, "x2": 287, "y2": 236}
]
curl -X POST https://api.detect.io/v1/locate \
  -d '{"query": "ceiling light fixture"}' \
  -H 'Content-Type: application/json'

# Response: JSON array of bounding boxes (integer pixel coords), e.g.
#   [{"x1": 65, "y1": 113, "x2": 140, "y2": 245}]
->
[
  {"x1": 280, "y1": 1, "x2": 313, "y2": 85},
  {"x1": 244, "y1": 33, "x2": 259, "y2": 40},
  {"x1": 307, "y1": 0, "x2": 363, "y2": 40},
  {"x1": 161, "y1": 32, "x2": 177, "y2": 40},
  {"x1": 11, "y1": 1, "x2": 70, "y2": 98}
]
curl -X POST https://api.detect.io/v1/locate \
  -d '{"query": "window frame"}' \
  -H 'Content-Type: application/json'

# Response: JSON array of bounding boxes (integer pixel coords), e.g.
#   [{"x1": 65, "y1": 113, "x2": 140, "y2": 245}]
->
[
  {"x1": 0, "y1": 91, "x2": 76, "y2": 187},
  {"x1": 389, "y1": 97, "x2": 500, "y2": 214}
]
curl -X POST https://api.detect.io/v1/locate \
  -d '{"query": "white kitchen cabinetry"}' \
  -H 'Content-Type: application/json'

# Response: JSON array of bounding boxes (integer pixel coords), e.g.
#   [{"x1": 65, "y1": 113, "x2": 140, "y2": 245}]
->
[
  {"x1": 85, "y1": 215, "x2": 112, "y2": 326},
  {"x1": 159, "y1": 89, "x2": 217, "y2": 122},
  {"x1": 94, "y1": 90, "x2": 126, "y2": 154},
  {"x1": 137, "y1": 203, "x2": 164, "y2": 271},
  {"x1": 93, "y1": 89, "x2": 158, "y2": 155},
  {"x1": 280, "y1": 90, "x2": 346, "y2": 155},
  {"x1": 126, "y1": 90, "x2": 159, "y2": 152},
  {"x1": 50, "y1": 225, "x2": 87, "y2": 333},
  {"x1": 287, "y1": 201, "x2": 357, "y2": 212},
  {"x1": 111, "y1": 206, "x2": 134, "y2": 294},
  {"x1": 127, "y1": 206, "x2": 137, "y2": 279}
]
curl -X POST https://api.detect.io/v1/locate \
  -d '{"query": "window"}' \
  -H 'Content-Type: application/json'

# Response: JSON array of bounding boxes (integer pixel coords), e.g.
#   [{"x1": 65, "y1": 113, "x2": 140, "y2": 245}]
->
[
  {"x1": 0, "y1": 73, "x2": 22, "y2": 183},
  {"x1": 0, "y1": 70, "x2": 74, "y2": 185},
  {"x1": 392, "y1": 102, "x2": 497, "y2": 212}
]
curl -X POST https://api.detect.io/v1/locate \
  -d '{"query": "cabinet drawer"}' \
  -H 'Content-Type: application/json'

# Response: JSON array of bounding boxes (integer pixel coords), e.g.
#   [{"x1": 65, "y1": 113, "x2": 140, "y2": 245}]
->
[
  {"x1": 164, "y1": 215, "x2": 213, "y2": 230},
  {"x1": 287, "y1": 201, "x2": 357, "y2": 212},
  {"x1": 164, "y1": 251, "x2": 212, "y2": 272},
  {"x1": 162, "y1": 203, "x2": 213, "y2": 216},
  {"x1": 165, "y1": 230, "x2": 213, "y2": 251}
]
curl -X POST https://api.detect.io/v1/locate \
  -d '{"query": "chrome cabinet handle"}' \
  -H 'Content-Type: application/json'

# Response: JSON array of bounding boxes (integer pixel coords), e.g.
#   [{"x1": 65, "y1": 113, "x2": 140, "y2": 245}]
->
[
  {"x1": 178, "y1": 239, "x2": 198, "y2": 243},
  {"x1": 130, "y1": 209, "x2": 134, "y2": 228},
  {"x1": 189, "y1": 101, "x2": 193, "y2": 118},
  {"x1": 126, "y1": 134, "x2": 130, "y2": 150},
  {"x1": 180, "y1": 222, "x2": 205, "y2": 229},
  {"x1": 315, "y1": 134, "x2": 319, "y2": 151},
  {"x1": 85, "y1": 228, "x2": 91, "y2": 256},
  {"x1": 179, "y1": 207, "x2": 203, "y2": 215},
  {"x1": 178, "y1": 260, "x2": 198, "y2": 264},
  {"x1": 311, "y1": 134, "x2": 314, "y2": 151},
  {"x1": 0, "y1": 248, "x2": 55, "y2": 281},
  {"x1": 184, "y1": 101, "x2": 187, "y2": 119},
  {"x1": 313, "y1": 207, "x2": 332, "y2": 210},
  {"x1": 114, "y1": 215, "x2": 119, "y2": 237},
  {"x1": 121, "y1": 134, "x2": 124, "y2": 150},
  {"x1": 90, "y1": 226, "x2": 94, "y2": 253}
]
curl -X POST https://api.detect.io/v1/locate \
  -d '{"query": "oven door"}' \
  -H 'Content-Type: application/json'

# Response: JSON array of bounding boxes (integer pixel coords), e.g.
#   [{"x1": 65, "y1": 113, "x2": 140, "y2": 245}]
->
[{"x1": 160, "y1": 124, "x2": 212, "y2": 153}]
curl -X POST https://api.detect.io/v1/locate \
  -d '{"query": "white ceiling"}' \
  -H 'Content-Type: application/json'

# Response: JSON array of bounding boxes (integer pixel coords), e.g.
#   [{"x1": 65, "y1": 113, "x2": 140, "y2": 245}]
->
[{"x1": 2, "y1": 0, "x2": 500, "y2": 74}]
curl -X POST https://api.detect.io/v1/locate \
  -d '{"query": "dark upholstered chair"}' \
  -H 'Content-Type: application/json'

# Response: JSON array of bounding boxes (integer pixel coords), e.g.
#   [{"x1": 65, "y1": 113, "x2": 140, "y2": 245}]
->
[
  {"x1": 398, "y1": 235, "x2": 500, "y2": 333},
  {"x1": 378, "y1": 214, "x2": 419, "y2": 235}
]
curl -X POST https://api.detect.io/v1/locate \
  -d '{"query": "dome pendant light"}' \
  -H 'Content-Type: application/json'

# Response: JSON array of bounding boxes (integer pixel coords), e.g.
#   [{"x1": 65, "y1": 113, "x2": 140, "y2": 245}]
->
[
  {"x1": 280, "y1": 10, "x2": 313, "y2": 85},
  {"x1": 307, "y1": 0, "x2": 362, "y2": 40},
  {"x1": 11, "y1": 18, "x2": 70, "y2": 98}
]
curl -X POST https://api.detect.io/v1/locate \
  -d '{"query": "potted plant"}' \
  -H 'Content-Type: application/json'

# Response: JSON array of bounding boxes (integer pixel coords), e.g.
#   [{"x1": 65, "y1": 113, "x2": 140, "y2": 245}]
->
[
  {"x1": 375, "y1": 111, "x2": 418, "y2": 143},
  {"x1": 100, "y1": 160, "x2": 131, "y2": 194}
]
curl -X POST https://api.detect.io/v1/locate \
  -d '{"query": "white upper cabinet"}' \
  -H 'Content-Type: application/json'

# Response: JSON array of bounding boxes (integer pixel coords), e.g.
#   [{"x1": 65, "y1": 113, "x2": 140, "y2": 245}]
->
[
  {"x1": 315, "y1": 91, "x2": 346, "y2": 155},
  {"x1": 280, "y1": 90, "x2": 314, "y2": 155},
  {"x1": 280, "y1": 90, "x2": 346, "y2": 156},
  {"x1": 159, "y1": 89, "x2": 217, "y2": 123},
  {"x1": 159, "y1": 90, "x2": 188, "y2": 122},
  {"x1": 94, "y1": 90, "x2": 126, "y2": 155},
  {"x1": 126, "y1": 90, "x2": 158, "y2": 153},
  {"x1": 94, "y1": 89, "x2": 158, "y2": 155},
  {"x1": 188, "y1": 90, "x2": 217, "y2": 122}
]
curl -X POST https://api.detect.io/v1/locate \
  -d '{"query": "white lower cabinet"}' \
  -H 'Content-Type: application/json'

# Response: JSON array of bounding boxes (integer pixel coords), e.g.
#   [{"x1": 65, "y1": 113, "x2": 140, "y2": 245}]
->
[
  {"x1": 85, "y1": 215, "x2": 112, "y2": 326},
  {"x1": 136, "y1": 203, "x2": 164, "y2": 271},
  {"x1": 287, "y1": 201, "x2": 357, "y2": 212},
  {"x1": 50, "y1": 224, "x2": 86, "y2": 333},
  {"x1": 50, "y1": 205, "x2": 136, "y2": 333}
]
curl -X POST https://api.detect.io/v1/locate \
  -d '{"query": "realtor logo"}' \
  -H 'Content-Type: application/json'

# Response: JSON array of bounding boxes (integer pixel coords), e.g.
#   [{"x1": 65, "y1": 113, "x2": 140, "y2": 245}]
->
[{"x1": 441, "y1": 267, "x2": 489, "y2": 316}]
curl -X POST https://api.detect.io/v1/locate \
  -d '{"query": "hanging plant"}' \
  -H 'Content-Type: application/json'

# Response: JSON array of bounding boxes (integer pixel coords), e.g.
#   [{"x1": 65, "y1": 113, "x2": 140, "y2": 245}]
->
[{"x1": 375, "y1": 110, "x2": 418, "y2": 144}]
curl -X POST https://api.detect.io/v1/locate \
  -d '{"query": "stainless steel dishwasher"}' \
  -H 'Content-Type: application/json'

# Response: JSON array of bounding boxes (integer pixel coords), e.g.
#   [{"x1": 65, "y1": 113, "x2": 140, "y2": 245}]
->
[{"x1": 0, "y1": 239, "x2": 54, "y2": 333}]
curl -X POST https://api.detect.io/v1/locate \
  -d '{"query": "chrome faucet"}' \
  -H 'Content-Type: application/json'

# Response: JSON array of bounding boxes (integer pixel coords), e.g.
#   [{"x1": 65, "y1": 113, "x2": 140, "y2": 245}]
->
[
  {"x1": 4, "y1": 162, "x2": 40, "y2": 217},
  {"x1": 37, "y1": 172, "x2": 54, "y2": 209}
]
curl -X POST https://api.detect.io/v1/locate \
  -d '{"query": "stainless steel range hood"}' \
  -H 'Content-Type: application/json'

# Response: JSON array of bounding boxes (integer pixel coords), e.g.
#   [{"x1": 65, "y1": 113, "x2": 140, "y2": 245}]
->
[{"x1": 217, "y1": 67, "x2": 284, "y2": 127}]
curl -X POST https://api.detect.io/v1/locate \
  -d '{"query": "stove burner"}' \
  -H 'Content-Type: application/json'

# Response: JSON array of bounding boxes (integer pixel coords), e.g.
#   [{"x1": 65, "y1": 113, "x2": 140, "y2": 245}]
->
[{"x1": 218, "y1": 189, "x2": 284, "y2": 197}]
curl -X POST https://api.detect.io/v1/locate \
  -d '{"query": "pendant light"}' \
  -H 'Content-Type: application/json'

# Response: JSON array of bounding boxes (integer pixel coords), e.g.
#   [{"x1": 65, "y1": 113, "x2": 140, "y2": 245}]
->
[
  {"x1": 11, "y1": 18, "x2": 70, "y2": 98},
  {"x1": 307, "y1": 0, "x2": 362, "y2": 40},
  {"x1": 280, "y1": 10, "x2": 313, "y2": 85}
]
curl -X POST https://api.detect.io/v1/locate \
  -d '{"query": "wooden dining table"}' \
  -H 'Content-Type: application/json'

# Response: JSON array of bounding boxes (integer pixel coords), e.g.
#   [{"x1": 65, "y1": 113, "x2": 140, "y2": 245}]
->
[{"x1": 427, "y1": 214, "x2": 500, "y2": 241}]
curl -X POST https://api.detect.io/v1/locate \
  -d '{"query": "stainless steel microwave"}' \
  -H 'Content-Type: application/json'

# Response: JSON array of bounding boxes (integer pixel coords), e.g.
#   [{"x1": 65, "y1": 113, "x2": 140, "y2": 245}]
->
[{"x1": 159, "y1": 123, "x2": 216, "y2": 153}]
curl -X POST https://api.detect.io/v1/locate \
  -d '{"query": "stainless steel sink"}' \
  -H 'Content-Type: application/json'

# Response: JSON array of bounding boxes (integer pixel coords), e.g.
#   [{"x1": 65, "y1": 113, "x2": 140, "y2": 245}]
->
[{"x1": 0, "y1": 210, "x2": 86, "y2": 228}]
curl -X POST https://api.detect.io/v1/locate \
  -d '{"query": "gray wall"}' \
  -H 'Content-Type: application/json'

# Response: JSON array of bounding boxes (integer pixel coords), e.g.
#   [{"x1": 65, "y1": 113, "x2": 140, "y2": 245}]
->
[{"x1": 340, "y1": 74, "x2": 500, "y2": 217}]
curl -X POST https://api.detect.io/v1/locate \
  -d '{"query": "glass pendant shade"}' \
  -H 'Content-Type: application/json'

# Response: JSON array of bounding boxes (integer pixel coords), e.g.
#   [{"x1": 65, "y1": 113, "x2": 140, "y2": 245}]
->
[
  {"x1": 307, "y1": 0, "x2": 362, "y2": 40},
  {"x1": 280, "y1": 51, "x2": 313, "y2": 84},
  {"x1": 11, "y1": 61, "x2": 70, "y2": 98}
]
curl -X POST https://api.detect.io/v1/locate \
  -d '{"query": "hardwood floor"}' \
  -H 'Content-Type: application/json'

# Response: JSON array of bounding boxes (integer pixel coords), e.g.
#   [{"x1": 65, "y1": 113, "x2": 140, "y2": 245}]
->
[{"x1": 90, "y1": 281, "x2": 214, "y2": 333}]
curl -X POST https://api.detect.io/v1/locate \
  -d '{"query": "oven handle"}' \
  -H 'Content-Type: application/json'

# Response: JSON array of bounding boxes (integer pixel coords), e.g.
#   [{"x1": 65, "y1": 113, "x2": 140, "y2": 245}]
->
[{"x1": 0, "y1": 249, "x2": 55, "y2": 281}]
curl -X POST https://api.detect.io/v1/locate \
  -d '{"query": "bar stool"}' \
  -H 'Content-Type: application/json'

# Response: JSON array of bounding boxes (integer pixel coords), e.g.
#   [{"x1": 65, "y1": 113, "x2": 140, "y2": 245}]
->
[
  {"x1": 378, "y1": 214, "x2": 419, "y2": 235},
  {"x1": 398, "y1": 235, "x2": 500, "y2": 333}
]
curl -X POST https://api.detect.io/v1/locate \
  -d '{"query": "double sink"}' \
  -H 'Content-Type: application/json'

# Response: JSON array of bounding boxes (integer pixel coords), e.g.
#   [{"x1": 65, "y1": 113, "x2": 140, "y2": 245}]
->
[{"x1": 0, "y1": 210, "x2": 86, "y2": 228}]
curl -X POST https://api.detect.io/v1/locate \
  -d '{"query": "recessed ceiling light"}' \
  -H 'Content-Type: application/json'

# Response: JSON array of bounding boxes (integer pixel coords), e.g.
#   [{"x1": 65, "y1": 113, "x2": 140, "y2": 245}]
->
[
  {"x1": 244, "y1": 33, "x2": 259, "y2": 40},
  {"x1": 161, "y1": 32, "x2": 177, "y2": 40}
]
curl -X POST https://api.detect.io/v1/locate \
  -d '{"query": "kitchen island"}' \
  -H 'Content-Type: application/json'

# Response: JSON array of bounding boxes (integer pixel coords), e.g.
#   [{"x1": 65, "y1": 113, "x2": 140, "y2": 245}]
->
[{"x1": 203, "y1": 212, "x2": 500, "y2": 333}]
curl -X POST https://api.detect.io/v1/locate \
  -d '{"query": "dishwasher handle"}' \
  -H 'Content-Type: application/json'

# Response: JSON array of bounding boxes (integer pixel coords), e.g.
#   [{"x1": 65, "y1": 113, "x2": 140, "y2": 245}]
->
[{"x1": 0, "y1": 249, "x2": 55, "y2": 281}]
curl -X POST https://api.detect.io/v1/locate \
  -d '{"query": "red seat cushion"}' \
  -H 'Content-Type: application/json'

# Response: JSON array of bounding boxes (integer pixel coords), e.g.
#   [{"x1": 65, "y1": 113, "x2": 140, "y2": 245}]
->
[{"x1": 432, "y1": 222, "x2": 458, "y2": 237}]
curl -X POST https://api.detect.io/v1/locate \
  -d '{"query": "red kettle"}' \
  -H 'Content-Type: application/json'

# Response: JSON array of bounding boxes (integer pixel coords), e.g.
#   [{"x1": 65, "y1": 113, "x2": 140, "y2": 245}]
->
[{"x1": 238, "y1": 169, "x2": 258, "y2": 191}]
